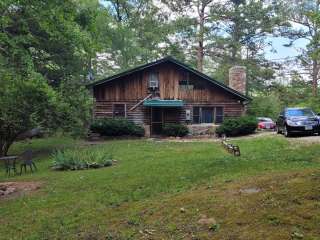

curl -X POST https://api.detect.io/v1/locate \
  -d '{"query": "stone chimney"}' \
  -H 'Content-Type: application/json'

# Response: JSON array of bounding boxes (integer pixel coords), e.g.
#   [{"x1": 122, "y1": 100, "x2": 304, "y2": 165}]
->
[{"x1": 229, "y1": 66, "x2": 246, "y2": 95}]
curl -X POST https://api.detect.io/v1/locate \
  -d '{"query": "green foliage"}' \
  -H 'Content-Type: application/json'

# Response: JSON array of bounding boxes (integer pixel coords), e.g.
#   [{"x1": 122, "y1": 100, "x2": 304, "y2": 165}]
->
[
  {"x1": 90, "y1": 118, "x2": 145, "y2": 137},
  {"x1": 296, "y1": 97, "x2": 320, "y2": 114},
  {"x1": 52, "y1": 148, "x2": 113, "y2": 171},
  {"x1": 247, "y1": 93, "x2": 283, "y2": 120},
  {"x1": 0, "y1": 71, "x2": 60, "y2": 156},
  {"x1": 209, "y1": 223, "x2": 220, "y2": 232},
  {"x1": 163, "y1": 0, "x2": 282, "y2": 90},
  {"x1": 56, "y1": 79, "x2": 93, "y2": 137},
  {"x1": 216, "y1": 116, "x2": 257, "y2": 137},
  {"x1": 0, "y1": 0, "x2": 96, "y2": 156},
  {"x1": 0, "y1": 0, "x2": 97, "y2": 85},
  {"x1": 162, "y1": 123, "x2": 189, "y2": 137},
  {"x1": 0, "y1": 69, "x2": 92, "y2": 156},
  {"x1": 211, "y1": 0, "x2": 284, "y2": 92},
  {"x1": 267, "y1": 78, "x2": 318, "y2": 113},
  {"x1": 95, "y1": 0, "x2": 175, "y2": 76}
]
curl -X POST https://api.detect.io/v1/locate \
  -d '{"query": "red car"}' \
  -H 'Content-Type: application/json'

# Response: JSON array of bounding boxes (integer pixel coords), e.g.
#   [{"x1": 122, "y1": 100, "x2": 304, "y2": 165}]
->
[{"x1": 257, "y1": 117, "x2": 276, "y2": 130}]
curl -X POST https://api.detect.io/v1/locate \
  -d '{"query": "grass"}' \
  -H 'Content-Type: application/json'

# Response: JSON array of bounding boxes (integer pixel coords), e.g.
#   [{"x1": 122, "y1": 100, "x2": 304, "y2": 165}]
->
[{"x1": 0, "y1": 135, "x2": 320, "y2": 239}]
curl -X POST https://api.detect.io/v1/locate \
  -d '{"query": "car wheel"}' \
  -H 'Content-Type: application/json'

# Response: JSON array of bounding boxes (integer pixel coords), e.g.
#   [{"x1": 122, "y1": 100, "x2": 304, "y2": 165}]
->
[{"x1": 283, "y1": 125, "x2": 291, "y2": 137}]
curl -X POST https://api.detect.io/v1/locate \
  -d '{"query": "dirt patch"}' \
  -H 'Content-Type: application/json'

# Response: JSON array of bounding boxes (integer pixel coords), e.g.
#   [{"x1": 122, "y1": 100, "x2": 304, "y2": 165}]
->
[
  {"x1": 239, "y1": 187, "x2": 261, "y2": 194},
  {"x1": 0, "y1": 181, "x2": 42, "y2": 200},
  {"x1": 197, "y1": 214, "x2": 217, "y2": 226}
]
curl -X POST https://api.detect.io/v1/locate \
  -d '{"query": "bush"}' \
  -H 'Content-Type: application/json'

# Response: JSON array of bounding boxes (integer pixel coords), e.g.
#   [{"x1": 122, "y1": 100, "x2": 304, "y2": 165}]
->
[
  {"x1": 90, "y1": 118, "x2": 144, "y2": 137},
  {"x1": 216, "y1": 116, "x2": 257, "y2": 137},
  {"x1": 162, "y1": 123, "x2": 189, "y2": 137},
  {"x1": 52, "y1": 148, "x2": 113, "y2": 171}
]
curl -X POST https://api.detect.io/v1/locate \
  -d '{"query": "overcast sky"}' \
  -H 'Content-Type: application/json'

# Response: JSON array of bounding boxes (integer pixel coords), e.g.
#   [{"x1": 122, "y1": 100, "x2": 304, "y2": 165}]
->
[{"x1": 266, "y1": 37, "x2": 308, "y2": 60}]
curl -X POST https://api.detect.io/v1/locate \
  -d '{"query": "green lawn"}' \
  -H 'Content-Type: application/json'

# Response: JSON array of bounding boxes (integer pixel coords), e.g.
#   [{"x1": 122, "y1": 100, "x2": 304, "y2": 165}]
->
[{"x1": 0, "y1": 136, "x2": 320, "y2": 239}]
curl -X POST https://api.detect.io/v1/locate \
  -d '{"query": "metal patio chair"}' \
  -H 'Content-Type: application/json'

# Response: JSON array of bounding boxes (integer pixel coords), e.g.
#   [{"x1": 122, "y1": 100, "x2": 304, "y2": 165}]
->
[
  {"x1": 0, "y1": 156, "x2": 18, "y2": 176},
  {"x1": 20, "y1": 150, "x2": 37, "y2": 175}
]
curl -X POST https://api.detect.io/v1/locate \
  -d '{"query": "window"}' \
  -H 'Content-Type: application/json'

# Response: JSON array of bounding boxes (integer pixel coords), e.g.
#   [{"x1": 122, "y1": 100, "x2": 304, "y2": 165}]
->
[
  {"x1": 179, "y1": 80, "x2": 205, "y2": 90},
  {"x1": 193, "y1": 107, "x2": 200, "y2": 123},
  {"x1": 179, "y1": 80, "x2": 194, "y2": 90},
  {"x1": 113, "y1": 104, "x2": 126, "y2": 118},
  {"x1": 285, "y1": 108, "x2": 315, "y2": 117},
  {"x1": 148, "y1": 72, "x2": 159, "y2": 89},
  {"x1": 179, "y1": 72, "x2": 193, "y2": 90},
  {"x1": 192, "y1": 106, "x2": 224, "y2": 124},
  {"x1": 215, "y1": 107, "x2": 224, "y2": 124}
]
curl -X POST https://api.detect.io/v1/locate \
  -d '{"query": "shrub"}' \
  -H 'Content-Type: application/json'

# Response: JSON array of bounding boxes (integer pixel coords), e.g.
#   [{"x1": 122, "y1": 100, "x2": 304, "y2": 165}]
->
[
  {"x1": 52, "y1": 148, "x2": 113, "y2": 171},
  {"x1": 90, "y1": 118, "x2": 144, "y2": 137},
  {"x1": 162, "y1": 123, "x2": 189, "y2": 137},
  {"x1": 215, "y1": 116, "x2": 257, "y2": 137}
]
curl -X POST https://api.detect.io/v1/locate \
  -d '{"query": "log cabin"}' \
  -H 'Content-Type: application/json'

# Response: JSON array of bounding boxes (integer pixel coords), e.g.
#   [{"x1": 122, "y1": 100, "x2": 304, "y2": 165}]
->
[{"x1": 88, "y1": 56, "x2": 250, "y2": 136}]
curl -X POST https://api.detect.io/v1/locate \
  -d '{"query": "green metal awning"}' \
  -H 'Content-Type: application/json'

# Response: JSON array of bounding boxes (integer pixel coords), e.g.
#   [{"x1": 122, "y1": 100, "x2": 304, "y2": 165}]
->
[{"x1": 143, "y1": 99, "x2": 184, "y2": 107}]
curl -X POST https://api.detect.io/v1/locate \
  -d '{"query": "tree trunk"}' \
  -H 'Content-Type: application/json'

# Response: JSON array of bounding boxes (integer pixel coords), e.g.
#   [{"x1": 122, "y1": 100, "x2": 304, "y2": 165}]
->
[
  {"x1": 312, "y1": 60, "x2": 319, "y2": 96},
  {"x1": 0, "y1": 142, "x2": 8, "y2": 157},
  {"x1": 0, "y1": 146, "x2": 5, "y2": 157},
  {"x1": 0, "y1": 129, "x2": 18, "y2": 157},
  {"x1": 312, "y1": 0, "x2": 320, "y2": 96},
  {"x1": 0, "y1": 140, "x2": 14, "y2": 157},
  {"x1": 197, "y1": 1, "x2": 205, "y2": 72},
  {"x1": 197, "y1": 40, "x2": 204, "y2": 72},
  {"x1": 230, "y1": 0, "x2": 242, "y2": 64}
]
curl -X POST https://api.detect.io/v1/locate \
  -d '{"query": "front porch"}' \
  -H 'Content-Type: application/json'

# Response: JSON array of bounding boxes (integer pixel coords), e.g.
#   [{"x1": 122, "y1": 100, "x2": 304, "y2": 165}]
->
[{"x1": 143, "y1": 99, "x2": 185, "y2": 136}]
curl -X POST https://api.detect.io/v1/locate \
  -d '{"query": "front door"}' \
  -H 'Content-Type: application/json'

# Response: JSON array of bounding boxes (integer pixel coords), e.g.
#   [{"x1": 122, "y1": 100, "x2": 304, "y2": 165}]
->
[
  {"x1": 151, "y1": 108, "x2": 163, "y2": 135},
  {"x1": 201, "y1": 107, "x2": 214, "y2": 123}
]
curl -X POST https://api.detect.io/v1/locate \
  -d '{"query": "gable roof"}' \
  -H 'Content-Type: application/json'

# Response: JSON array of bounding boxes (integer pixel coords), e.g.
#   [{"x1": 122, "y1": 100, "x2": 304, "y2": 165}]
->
[{"x1": 87, "y1": 56, "x2": 251, "y2": 101}]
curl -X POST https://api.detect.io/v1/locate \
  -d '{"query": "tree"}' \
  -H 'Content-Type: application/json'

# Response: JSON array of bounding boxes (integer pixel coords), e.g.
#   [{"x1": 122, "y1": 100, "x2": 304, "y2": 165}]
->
[
  {"x1": 0, "y1": 71, "x2": 58, "y2": 157},
  {"x1": 0, "y1": 0, "x2": 98, "y2": 85},
  {"x1": 96, "y1": 0, "x2": 173, "y2": 76},
  {"x1": 161, "y1": 0, "x2": 220, "y2": 72},
  {"x1": 162, "y1": 0, "x2": 284, "y2": 92},
  {"x1": 0, "y1": 0, "x2": 97, "y2": 156},
  {"x1": 211, "y1": 0, "x2": 284, "y2": 92},
  {"x1": 283, "y1": 0, "x2": 320, "y2": 96},
  {"x1": 247, "y1": 93, "x2": 283, "y2": 119}
]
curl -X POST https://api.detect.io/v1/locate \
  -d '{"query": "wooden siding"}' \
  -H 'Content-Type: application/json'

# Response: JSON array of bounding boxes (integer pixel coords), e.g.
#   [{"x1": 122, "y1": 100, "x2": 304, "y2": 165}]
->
[
  {"x1": 94, "y1": 101, "x2": 150, "y2": 125},
  {"x1": 93, "y1": 62, "x2": 240, "y2": 103}
]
